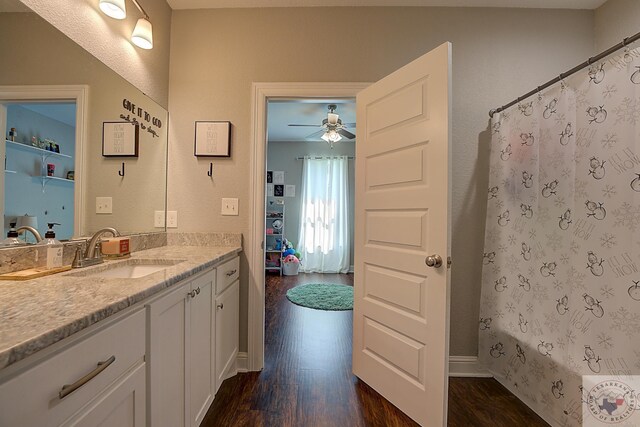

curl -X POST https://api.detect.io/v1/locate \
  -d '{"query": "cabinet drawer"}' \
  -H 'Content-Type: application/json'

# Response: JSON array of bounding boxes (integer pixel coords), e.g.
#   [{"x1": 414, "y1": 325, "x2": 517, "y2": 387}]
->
[
  {"x1": 216, "y1": 256, "x2": 239, "y2": 294},
  {"x1": 0, "y1": 309, "x2": 146, "y2": 427}
]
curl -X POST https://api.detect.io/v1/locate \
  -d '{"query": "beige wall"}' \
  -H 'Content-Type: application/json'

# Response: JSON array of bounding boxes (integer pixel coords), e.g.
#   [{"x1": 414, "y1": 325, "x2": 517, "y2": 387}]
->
[
  {"x1": 19, "y1": 0, "x2": 172, "y2": 108},
  {"x1": 595, "y1": 0, "x2": 640, "y2": 51},
  {"x1": 168, "y1": 7, "x2": 595, "y2": 356},
  {"x1": 0, "y1": 12, "x2": 167, "y2": 237}
]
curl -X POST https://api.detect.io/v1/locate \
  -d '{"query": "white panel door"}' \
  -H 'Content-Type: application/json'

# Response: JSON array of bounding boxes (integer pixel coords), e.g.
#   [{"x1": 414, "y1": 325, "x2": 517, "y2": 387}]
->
[{"x1": 353, "y1": 42, "x2": 452, "y2": 426}]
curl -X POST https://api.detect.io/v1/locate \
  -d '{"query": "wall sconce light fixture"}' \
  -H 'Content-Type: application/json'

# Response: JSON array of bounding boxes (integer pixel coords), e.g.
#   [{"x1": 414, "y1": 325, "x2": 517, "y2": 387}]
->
[
  {"x1": 99, "y1": 0, "x2": 126, "y2": 19},
  {"x1": 98, "y1": 0, "x2": 153, "y2": 50}
]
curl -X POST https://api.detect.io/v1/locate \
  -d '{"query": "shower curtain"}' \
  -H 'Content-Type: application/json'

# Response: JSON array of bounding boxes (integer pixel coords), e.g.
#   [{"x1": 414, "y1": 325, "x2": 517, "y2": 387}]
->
[{"x1": 479, "y1": 48, "x2": 640, "y2": 427}]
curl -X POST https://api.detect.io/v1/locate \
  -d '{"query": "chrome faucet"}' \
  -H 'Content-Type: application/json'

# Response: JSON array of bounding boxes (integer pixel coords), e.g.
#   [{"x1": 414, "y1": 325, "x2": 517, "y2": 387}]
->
[
  {"x1": 72, "y1": 228, "x2": 120, "y2": 268},
  {"x1": 16, "y1": 226, "x2": 43, "y2": 243},
  {"x1": 86, "y1": 228, "x2": 120, "y2": 259}
]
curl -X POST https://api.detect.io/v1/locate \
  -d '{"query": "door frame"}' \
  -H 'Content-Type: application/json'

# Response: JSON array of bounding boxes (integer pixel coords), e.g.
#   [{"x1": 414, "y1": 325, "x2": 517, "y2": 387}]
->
[
  {"x1": 0, "y1": 85, "x2": 88, "y2": 238},
  {"x1": 247, "y1": 82, "x2": 370, "y2": 371}
]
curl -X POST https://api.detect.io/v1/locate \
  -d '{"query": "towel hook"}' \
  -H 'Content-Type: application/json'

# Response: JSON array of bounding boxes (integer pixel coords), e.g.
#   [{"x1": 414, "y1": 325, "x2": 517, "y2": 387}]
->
[
  {"x1": 207, "y1": 163, "x2": 213, "y2": 177},
  {"x1": 118, "y1": 162, "x2": 125, "y2": 177}
]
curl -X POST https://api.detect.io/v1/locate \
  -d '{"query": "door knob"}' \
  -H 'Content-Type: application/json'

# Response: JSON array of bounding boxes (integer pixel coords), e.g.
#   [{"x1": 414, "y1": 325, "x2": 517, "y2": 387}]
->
[{"x1": 425, "y1": 254, "x2": 443, "y2": 268}]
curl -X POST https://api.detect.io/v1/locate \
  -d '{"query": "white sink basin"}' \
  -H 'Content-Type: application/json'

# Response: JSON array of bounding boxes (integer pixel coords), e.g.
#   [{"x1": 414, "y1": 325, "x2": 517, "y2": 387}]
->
[
  {"x1": 93, "y1": 264, "x2": 170, "y2": 279},
  {"x1": 69, "y1": 259, "x2": 185, "y2": 279}
]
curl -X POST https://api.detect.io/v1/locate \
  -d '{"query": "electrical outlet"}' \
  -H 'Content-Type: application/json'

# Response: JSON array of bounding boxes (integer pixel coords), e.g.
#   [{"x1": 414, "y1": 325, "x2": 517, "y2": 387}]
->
[
  {"x1": 221, "y1": 198, "x2": 239, "y2": 216},
  {"x1": 154, "y1": 211, "x2": 165, "y2": 227},
  {"x1": 167, "y1": 211, "x2": 178, "y2": 228},
  {"x1": 96, "y1": 197, "x2": 112, "y2": 214}
]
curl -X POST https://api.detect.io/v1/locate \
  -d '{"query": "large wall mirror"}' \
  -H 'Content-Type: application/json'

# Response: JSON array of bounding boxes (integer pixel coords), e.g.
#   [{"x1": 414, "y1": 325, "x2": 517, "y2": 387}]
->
[{"x1": 0, "y1": 0, "x2": 167, "y2": 242}]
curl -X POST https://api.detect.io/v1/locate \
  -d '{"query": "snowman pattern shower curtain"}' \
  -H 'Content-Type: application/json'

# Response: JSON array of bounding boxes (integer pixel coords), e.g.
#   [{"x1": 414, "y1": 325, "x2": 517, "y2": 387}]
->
[{"x1": 479, "y1": 47, "x2": 640, "y2": 427}]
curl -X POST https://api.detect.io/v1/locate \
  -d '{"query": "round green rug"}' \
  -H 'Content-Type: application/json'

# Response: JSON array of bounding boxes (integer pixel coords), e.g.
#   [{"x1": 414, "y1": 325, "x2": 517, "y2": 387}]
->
[{"x1": 286, "y1": 283, "x2": 354, "y2": 311}]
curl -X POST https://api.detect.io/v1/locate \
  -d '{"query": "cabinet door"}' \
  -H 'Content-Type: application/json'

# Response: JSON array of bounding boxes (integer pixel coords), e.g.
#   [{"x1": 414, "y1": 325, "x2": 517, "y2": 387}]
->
[
  {"x1": 61, "y1": 362, "x2": 145, "y2": 427},
  {"x1": 188, "y1": 270, "x2": 216, "y2": 427},
  {"x1": 148, "y1": 282, "x2": 189, "y2": 427},
  {"x1": 215, "y1": 279, "x2": 239, "y2": 390}
]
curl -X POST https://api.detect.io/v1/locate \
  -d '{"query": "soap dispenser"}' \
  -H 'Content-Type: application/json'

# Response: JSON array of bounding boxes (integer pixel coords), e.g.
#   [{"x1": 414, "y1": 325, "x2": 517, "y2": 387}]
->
[
  {"x1": 39, "y1": 223, "x2": 63, "y2": 268},
  {"x1": 1, "y1": 222, "x2": 22, "y2": 247}
]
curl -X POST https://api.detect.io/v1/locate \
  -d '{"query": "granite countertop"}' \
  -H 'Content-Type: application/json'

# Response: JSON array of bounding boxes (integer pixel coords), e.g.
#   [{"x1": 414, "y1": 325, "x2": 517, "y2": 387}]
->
[{"x1": 0, "y1": 244, "x2": 241, "y2": 372}]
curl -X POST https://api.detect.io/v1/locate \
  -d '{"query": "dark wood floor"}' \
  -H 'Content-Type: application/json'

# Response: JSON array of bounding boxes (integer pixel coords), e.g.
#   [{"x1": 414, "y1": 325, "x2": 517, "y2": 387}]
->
[{"x1": 202, "y1": 273, "x2": 548, "y2": 427}]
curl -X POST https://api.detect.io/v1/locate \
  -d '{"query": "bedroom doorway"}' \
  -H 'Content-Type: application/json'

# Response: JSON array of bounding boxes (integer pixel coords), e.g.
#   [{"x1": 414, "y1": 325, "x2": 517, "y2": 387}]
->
[{"x1": 264, "y1": 99, "x2": 356, "y2": 278}]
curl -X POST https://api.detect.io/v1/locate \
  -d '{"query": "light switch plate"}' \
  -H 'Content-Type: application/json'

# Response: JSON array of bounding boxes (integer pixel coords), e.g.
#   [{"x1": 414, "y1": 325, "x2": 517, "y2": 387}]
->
[
  {"x1": 167, "y1": 211, "x2": 178, "y2": 228},
  {"x1": 154, "y1": 211, "x2": 165, "y2": 228},
  {"x1": 96, "y1": 197, "x2": 112, "y2": 214},
  {"x1": 221, "y1": 198, "x2": 239, "y2": 216}
]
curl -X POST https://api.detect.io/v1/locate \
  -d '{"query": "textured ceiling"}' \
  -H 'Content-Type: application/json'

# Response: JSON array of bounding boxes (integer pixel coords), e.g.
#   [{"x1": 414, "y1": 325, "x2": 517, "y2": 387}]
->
[
  {"x1": 168, "y1": 0, "x2": 607, "y2": 10},
  {"x1": 267, "y1": 99, "x2": 356, "y2": 142}
]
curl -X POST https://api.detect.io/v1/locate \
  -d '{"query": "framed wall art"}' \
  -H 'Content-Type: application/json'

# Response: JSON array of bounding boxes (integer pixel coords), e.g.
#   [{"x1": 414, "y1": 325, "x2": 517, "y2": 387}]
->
[
  {"x1": 194, "y1": 121, "x2": 231, "y2": 157},
  {"x1": 102, "y1": 121, "x2": 139, "y2": 157}
]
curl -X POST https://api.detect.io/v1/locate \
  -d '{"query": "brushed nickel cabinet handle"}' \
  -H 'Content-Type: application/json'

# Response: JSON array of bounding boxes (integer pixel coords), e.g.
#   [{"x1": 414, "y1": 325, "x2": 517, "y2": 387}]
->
[
  {"x1": 195, "y1": 287, "x2": 201, "y2": 295},
  {"x1": 59, "y1": 355, "x2": 116, "y2": 399},
  {"x1": 226, "y1": 269, "x2": 237, "y2": 277},
  {"x1": 188, "y1": 290, "x2": 197, "y2": 298},
  {"x1": 217, "y1": 303, "x2": 224, "y2": 310}
]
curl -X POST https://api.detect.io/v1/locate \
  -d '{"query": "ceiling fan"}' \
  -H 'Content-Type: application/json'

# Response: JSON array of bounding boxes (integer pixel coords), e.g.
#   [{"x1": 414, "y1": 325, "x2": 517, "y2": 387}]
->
[{"x1": 288, "y1": 104, "x2": 356, "y2": 146}]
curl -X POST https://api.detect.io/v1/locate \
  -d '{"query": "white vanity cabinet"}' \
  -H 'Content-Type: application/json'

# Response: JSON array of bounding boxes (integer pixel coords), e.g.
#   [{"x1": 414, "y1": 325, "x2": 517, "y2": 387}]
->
[
  {"x1": 0, "y1": 251, "x2": 241, "y2": 427},
  {"x1": 147, "y1": 255, "x2": 240, "y2": 426},
  {"x1": 0, "y1": 308, "x2": 146, "y2": 427},
  {"x1": 147, "y1": 268, "x2": 215, "y2": 427},
  {"x1": 215, "y1": 256, "x2": 240, "y2": 391}
]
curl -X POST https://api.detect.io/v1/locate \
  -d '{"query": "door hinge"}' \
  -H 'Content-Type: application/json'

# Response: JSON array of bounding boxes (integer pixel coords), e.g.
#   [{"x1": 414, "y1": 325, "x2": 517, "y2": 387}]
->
[{"x1": 447, "y1": 256, "x2": 452, "y2": 269}]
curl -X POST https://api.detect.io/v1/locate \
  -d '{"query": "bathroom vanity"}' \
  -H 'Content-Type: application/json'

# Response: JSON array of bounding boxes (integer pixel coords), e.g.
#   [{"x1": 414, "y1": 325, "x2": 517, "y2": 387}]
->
[{"x1": 0, "y1": 240, "x2": 241, "y2": 427}]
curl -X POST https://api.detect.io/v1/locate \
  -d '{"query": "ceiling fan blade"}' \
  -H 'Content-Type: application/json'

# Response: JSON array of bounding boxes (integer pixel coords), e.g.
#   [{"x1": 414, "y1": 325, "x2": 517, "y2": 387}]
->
[
  {"x1": 288, "y1": 124, "x2": 321, "y2": 127},
  {"x1": 305, "y1": 129, "x2": 326, "y2": 140},
  {"x1": 342, "y1": 122, "x2": 356, "y2": 127},
  {"x1": 337, "y1": 129, "x2": 356, "y2": 139}
]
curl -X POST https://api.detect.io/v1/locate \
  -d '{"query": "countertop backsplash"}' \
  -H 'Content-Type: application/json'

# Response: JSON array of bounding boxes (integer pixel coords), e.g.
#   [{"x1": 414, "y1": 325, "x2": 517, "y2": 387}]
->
[{"x1": 0, "y1": 232, "x2": 242, "y2": 274}]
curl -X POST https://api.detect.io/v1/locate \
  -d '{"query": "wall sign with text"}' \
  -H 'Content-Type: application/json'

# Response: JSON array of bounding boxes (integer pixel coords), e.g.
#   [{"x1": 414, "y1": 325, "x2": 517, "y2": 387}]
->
[
  {"x1": 194, "y1": 121, "x2": 231, "y2": 157},
  {"x1": 102, "y1": 122, "x2": 139, "y2": 157}
]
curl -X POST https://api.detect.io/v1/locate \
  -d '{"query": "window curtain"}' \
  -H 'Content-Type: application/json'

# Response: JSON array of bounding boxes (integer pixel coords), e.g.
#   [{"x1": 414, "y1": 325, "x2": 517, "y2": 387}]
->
[{"x1": 298, "y1": 156, "x2": 350, "y2": 273}]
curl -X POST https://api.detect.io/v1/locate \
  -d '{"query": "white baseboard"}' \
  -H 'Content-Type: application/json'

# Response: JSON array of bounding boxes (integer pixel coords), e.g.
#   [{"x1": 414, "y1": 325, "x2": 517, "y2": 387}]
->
[
  {"x1": 448, "y1": 356, "x2": 492, "y2": 378},
  {"x1": 236, "y1": 351, "x2": 248, "y2": 373}
]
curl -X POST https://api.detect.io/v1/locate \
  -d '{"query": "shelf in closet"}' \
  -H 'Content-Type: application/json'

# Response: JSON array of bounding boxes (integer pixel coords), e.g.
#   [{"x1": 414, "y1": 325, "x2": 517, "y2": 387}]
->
[{"x1": 5, "y1": 140, "x2": 72, "y2": 159}]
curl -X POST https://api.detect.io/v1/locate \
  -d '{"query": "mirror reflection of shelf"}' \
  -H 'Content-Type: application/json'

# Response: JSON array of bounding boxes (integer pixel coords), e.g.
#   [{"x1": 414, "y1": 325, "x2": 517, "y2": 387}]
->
[
  {"x1": 5, "y1": 139, "x2": 72, "y2": 158},
  {"x1": 40, "y1": 175, "x2": 74, "y2": 183},
  {"x1": 40, "y1": 175, "x2": 75, "y2": 192}
]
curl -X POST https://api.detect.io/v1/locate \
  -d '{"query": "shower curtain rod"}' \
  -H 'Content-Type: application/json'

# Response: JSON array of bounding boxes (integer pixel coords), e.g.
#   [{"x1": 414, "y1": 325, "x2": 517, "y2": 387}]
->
[
  {"x1": 489, "y1": 30, "x2": 640, "y2": 118},
  {"x1": 295, "y1": 156, "x2": 355, "y2": 160}
]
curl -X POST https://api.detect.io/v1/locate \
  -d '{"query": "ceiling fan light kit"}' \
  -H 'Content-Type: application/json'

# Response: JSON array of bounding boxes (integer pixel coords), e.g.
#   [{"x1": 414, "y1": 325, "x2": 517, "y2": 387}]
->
[{"x1": 288, "y1": 104, "x2": 355, "y2": 147}]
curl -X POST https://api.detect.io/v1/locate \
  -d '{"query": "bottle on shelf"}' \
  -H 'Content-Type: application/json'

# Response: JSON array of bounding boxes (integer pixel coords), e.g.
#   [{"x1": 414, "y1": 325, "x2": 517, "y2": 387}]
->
[{"x1": 38, "y1": 223, "x2": 64, "y2": 269}]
